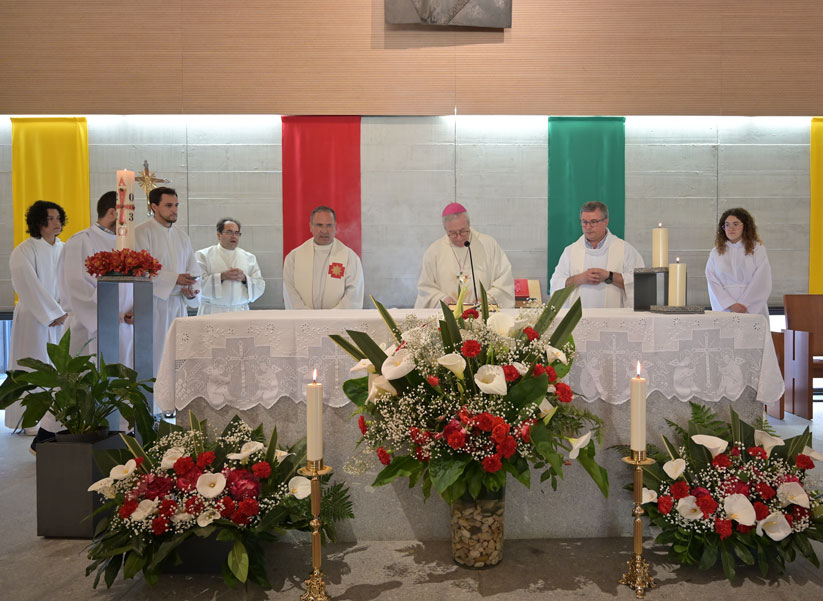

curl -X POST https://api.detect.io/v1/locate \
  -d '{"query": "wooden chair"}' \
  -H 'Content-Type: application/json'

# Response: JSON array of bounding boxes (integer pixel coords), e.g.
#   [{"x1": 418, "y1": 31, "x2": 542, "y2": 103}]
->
[{"x1": 782, "y1": 294, "x2": 823, "y2": 419}]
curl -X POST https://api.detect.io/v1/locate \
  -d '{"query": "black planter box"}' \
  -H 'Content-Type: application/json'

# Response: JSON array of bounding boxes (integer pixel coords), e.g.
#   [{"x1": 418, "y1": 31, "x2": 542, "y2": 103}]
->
[{"x1": 36, "y1": 432, "x2": 125, "y2": 538}]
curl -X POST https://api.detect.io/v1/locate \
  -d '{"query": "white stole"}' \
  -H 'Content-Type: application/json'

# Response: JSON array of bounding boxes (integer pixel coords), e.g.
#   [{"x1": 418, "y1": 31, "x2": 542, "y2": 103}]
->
[
  {"x1": 570, "y1": 236, "x2": 625, "y2": 307},
  {"x1": 293, "y1": 239, "x2": 348, "y2": 309}
]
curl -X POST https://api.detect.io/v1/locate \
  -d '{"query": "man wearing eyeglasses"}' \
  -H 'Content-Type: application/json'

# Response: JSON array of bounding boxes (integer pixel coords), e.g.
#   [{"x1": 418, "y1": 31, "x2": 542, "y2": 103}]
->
[
  {"x1": 550, "y1": 201, "x2": 644, "y2": 308},
  {"x1": 415, "y1": 202, "x2": 514, "y2": 308},
  {"x1": 195, "y1": 218, "x2": 266, "y2": 315}
]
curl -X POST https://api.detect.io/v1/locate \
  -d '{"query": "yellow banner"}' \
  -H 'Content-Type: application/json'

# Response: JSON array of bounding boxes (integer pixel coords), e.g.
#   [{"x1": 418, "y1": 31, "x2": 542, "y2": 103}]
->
[
  {"x1": 11, "y1": 117, "x2": 90, "y2": 248},
  {"x1": 812, "y1": 118, "x2": 823, "y2": 293}
]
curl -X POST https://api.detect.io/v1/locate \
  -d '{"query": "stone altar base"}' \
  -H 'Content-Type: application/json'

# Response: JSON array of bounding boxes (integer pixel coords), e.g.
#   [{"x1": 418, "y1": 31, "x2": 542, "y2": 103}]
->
[{"x1": 181, "y1": 392, "x2": 763, "y2": 542}]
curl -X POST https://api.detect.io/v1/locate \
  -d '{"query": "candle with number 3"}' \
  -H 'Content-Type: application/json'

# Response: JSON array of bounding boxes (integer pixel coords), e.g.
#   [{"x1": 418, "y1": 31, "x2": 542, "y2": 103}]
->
[
  {"x1": 630, "y1": 361, "x2": 647, "y2": 452},
  {"x1": 306, "y1": 370, "x2": 323, "y2": 461}
]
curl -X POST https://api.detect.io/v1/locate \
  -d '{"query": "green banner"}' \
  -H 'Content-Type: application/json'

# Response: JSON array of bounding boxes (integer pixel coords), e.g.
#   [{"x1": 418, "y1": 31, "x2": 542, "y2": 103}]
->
[{"x1": 547, "y1": 117, "x2": 626, "y2": 286}]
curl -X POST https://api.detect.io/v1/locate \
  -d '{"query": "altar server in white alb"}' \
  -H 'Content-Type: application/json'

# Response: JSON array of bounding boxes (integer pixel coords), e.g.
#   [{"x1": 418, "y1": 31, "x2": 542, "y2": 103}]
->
[
  {"x1": 57, "y1": 191, "x2": 134, "y2": 363},
  {"x1": 283, "y1": 205, "x2": 364, "y2": 309},
  {"x1": 135, "y1": 187, "x2": 201, "y2": 373},
  {"x1": 550, "y1": 201, "x2": 644, "y2": 308},
  {"x1": 415, "y1": 202, "x2": 514, "y2": 308},
  {"x1": 6, "y1": 201, "x2": 68, "y2": 430},
  {"x1": 195, "y1": 217, "x2": 265, "y2": 314},
  {"x1": 705, "y1": 207, "x2": 772, "y2": 318}
]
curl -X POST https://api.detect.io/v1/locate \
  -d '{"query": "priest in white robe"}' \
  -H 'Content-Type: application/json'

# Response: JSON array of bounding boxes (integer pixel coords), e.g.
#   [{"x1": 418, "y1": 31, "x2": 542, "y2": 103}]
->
[
  {"x1": 705, "y1": 208, "x2": 771, "y2": 318},
  {"x1": 57, "y1": 191, "x2": 134, "y2": 365},
  {"x1": 196, "y1": 218, "x2": 265, "y2": 314},
  {"x1": 283, "y1": 206, "x2": 364, "y2": 309},
  {"x1": 550, "y1": 201, "x2": 644, "y2": 308},
  {"x1": 135, "y1": 187, "x2": 201, "y2": 373},
  {"x1": 415, "y1": 203, "x2": 514, "y2": 308},
  {"x1": 6, "y1": 201, "x2": 67, "y2": 430}
]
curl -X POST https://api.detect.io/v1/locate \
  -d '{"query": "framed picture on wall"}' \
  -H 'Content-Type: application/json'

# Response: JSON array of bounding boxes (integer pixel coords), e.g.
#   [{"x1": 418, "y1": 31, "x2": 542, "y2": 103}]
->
[{"x1": 385, "y1": 0, "x2": 512, "y2": 28}]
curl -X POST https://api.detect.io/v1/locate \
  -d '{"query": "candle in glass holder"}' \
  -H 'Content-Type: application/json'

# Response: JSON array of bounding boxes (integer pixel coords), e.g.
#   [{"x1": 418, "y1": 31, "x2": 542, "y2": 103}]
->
[
  {"x1": 630, "y1": 361, "x2": 647, "y2": 452},
  {"x1": 652, "y1": 223, "x2": 669, "y2": 268},
  {"x1": 668, "y1": 257, "x2": 687, "y2": 306},
  {"x1": 306, "y1": 369, "x2": 323, "y2": 461},
  {"x1": 115, "y1": 169, "x2": 136, "y2": 250}
]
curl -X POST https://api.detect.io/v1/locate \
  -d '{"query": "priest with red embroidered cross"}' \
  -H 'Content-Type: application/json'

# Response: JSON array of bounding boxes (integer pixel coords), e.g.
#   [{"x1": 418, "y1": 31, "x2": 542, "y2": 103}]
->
[{"x1": 282, "y1": 205, "x2": 364, "y2": 309}]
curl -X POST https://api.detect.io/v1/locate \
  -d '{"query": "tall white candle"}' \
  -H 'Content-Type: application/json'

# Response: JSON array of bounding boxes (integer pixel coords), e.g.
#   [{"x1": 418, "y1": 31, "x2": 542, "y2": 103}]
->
[
  {"x1": 630, "y1": 361, "x2": 647, "y2": 452},
  {"x1": 668, "y1": 258, "x2": 687, "y2": 306},
  {"x1": 306, "y1": 369, "x2": 323, "y2": 462},
  {"x1": 652, "y1": 223, "x2": 669, "y2": 268},
  {"x1": 115, "y1": 169, "x2": 136, "y2": 251}
]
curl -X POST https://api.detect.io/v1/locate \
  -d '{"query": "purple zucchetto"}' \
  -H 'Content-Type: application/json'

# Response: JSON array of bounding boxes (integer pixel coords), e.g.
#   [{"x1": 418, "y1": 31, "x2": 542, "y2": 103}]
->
[{"x1": 441, "y1": 202, "x2": 467, "y2": 217}]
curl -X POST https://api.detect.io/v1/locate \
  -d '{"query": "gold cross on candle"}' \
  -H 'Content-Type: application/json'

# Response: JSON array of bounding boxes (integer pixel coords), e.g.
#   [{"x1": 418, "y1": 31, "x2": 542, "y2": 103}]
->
[{"x1": 135, "y1": 160, "x2": 169, "y2": 215}]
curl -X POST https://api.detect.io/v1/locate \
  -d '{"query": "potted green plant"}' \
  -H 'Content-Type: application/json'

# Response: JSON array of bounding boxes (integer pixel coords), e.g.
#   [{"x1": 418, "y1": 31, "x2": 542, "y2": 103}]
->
[{"x1": 0, "y1": 329, "x2": 155, "y2": 537}]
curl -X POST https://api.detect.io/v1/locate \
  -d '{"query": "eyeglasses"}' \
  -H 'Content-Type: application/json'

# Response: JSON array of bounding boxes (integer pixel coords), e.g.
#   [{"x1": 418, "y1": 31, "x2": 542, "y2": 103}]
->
[
  {"x1": 447, "y1": 229, "x2": 471, "y2": 238},
  {"x1": 722, "y1": 221, "x2": 742, "y2": 230},
  {"x1": 222, "y1": 231, "x2": 242, "y2": 237},
  {"x1": 580, "y1": 218, "x2": 605, "y2": 227}
]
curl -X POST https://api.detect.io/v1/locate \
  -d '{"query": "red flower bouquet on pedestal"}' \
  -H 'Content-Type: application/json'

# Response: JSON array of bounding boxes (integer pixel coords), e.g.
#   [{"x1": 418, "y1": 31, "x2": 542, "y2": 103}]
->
[{"x1": 85, "y1": 249, "x2": 162, "y2": 278}]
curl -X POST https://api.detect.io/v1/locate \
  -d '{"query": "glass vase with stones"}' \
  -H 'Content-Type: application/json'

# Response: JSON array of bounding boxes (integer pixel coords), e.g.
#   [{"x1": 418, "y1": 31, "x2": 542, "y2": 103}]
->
[{"x1": 449, "y1": 486, "x2": 505, "y2": 568}]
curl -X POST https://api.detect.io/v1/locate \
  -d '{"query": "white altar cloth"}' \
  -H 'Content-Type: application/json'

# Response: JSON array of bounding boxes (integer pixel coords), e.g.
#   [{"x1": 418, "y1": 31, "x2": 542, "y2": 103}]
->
[{"x1": 154, "y1": 308, "x2": 783, "y2": 412}]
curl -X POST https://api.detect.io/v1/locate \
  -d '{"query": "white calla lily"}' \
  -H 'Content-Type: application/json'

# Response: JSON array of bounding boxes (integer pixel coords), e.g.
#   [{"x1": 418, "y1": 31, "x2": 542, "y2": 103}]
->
[
  {"x1": 366, "y1": 374, "x2": 398, "y2": 402},
  {"x1": 487, "y1": 312, "x2": 516, "y2": 337},
  {"x1": 538, "y1": 399, "x2": 557, "y2": 424},
  {"x1": 568, "y1": 431, "x2": 592, "y2": 459},
  {"x1": 754, "y1": 430, "x2": 784, "y2": 457},
  {"x1": 226, "y1": 441, "x2": 265, "y2": 461},
  {"x1": 274, "y1": 449, "x2": 293, "y2": 463},
  {"x1": 350, "y1": 358, "x2": 375, "y2": 374},
  {"x1": 777, "y1": 481, "x2": 810, "y2": 508},
  {"x1": 512, "y1": 362, "x2": 528, "y2": 376},
  {"x1": 289, "y1": 476, "x2": 312, "y2": 499},
  {"x1": 381, "y1": 349, "x2": 416, "y2": 380},
  {"x1": 437, "y1": 353, "x2": 466, "y2": 379},
  {"x1": 642, "y1": 488, "x2": 658, "y2": 504},
  {"x1": 691, "y1": 434, "x2": 728, "y2": 458},
  {"x1": 87, "y1": 477, "x2": 116, "y2": 499},
  {"x1": 545, "y1": 345, "x2": 568, "y2": 365},
  {"x1": 196, "y1": 472, "x2": 227, "y2": 499},
  {"x1": 757, "y1": 511, "x2": 792, "y2": 541},
  {"x1": 110, "y1": 459, "x2": 137, "y2": 481},
  {"x1": 724, "y1": 493, "x2": 756, "y2": 526},
  {"x1": 676, "y1": 496, "x2": 702, "y2": 521},
  {"x1": 160, "y1": 447, "x2": 187, "y2": 470},
  {"x1": 130, "y1": 499, "x2": 158, "y2": 522},
  {"x1": 172, "y1": 511, "x2": 194, "y2": 524},
  {"x1": 474, "y1": 365, "x2": 507, "y2": 396},
  {"x1": 663, "y1": 458, "x2": 686, "y2": 480},
  {"x1": 803, "y1": 446, "x2": 823, "y2": 462},
  {"x1": 197, "y1": 508, "x2": 222, "y2": 528}
]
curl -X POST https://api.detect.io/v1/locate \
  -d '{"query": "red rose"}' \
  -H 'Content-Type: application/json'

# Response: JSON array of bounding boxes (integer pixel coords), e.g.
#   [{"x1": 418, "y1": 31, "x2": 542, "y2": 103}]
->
[
  {"x1": 481, "y1": 454, "x2": 503, "y2": 473},
  {"x1": 358, "y1": 415, "x2": 368, "y2": 435},
  {"x1": 196, "y1": 451, "x2": 216, "y2": 469},
  {"x1": 658, "y1": 495, "x2": 674, "y2": 515},
  {"x1": 458, "y1": 407, "x2": 473, "y2": 424},
  {"x1": 461, "y1": 309, "x2": 479, "y2": 320},
  {"x1": 737, "y1": 524, "x2": 755, "y2": 534},
  {"x1": 555, "y1": 382, "x2": 573, "y2": 403},
  {"x1": 696, "y1": 495, "x2": 719, "y2": 518},
  {"x1": 722, "y1": 477, "x2": 749, "y2": 498},
  {"x1": 134, "y1": 456, "x2": 145, "y2": 469},
  {"x1": 670, "y1": 481, "x2": 690, "y2": 500},
  {"x1": 779, "y1": 474, "x2": 800, "y2": 484},
  {"x1": 410, "y1": 427, "x2": 431, "y2": 445},
  {"x1": 491, "y1": 422, "x2": 511, "y2": 444},
  {"x1": 793, "y1": 505, "x2": 810, "y2": 521},
  {"x1": 144, "y1": 474, "x2": 174, "y2": 500},
  {"x1": 519, "y1": 419, "x2": 535, "y2": 443},
  {"x1": 691, "y1": 486, "x2": 711, "y2": 497},
  {"x1": 426, "y1": 375, "x2": 440, "y2": 387},
  {"x1": 756, "y1": 482, "x2": 776, "y2": 500},
  {"x1": 152, "y1": 516, "x2": 170, "y2": 535},
  {"x1": 796, "y1": 454, "x2": 815, "y2": 470},
  {"x1": 712, "y1": 454, "x2": 731, "y2": 468},
  {"x1": 545, "y1": 366, "x2": 557, "y2": 383},
  {"x1": 473, "y1": 413, "x2": 495, "y2": 432},
  {"x1": 173, "y1": 456, "x2": 196, "y2": 476},
  {"x1": 238, "y1": 497, "x2": 259, "y2": 517},
  {"x1": 753, "y1": 501, "x2": 770, "y2": 521},
  {"x1": 377, "y1": 447, "x2": 392, "y2": 465},
  {"x1": 785, "y1": 513, "x2": 794, "y2": 528},
  {"x1": 497, "y1": 435, "x2": 518, "y2": 459},
  {"x1": 747, "y1": 446, "x2": 767, "y2": 460},
  {"x1": 185, "y1": 496, "x2": 204, "y2": 515},
  {"x1": 523, "y1": 326, "x2": 540, "y2": 341},
  {"x1": 447, "y1": 429, "x2": 467, "y2": 449},
  {"x1": 252, "y1": 461, "x2": 272, "y2": 479},
  {"x1": 714, "y1": 518, "x2": 733, "y2": 540},
  {"x1": 730, "y1": 446, "x2": 741, "y2": 457},
  {"x1": 158, "y1": 499, "x2": 178, "y2": 517},
  {"x1": 734, "y1": 481, "x2": 751, "y2": 497},
  {"x1": 414, "y1": 446, "x2": 431, "y2": 462},
  {"x1": 461, "y1": 340, "x2": 482, "y2": 358},
  {"x1": 532, "y1": 364, "x2": 546, "y2": 377},
  {"x1": 176, "y1": 467, "x2": 202, "y2": 492},
  {"x1": 217, "y1": 496, "x2": 235, "y2": 518},
  {"x1": 226, "y1": 469, "x2": 261, "y2": 500},
  {"x1": 503, "y1": 365, "x2": 520, "y2": 383},
  {"x1": 119, "y1": 499, "x2": 139, "y2": 519},
  {"x1": 231, "y1": 510, "x2": 251, "y2": 526}
]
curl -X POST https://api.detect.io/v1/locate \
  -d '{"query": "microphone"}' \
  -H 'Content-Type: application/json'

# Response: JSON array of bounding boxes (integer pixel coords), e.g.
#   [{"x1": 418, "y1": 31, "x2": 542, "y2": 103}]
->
[{"x1": 464, "y1": 240, "x2": 479, "y2": 305}]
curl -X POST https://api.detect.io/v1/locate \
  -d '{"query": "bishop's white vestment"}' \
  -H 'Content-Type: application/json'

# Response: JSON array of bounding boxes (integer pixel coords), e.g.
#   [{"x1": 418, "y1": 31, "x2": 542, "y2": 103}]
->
[
  {"x1": 282, "y1": 239, "x2": 364, "y2": 309},
  {"x1": 414, "y1": 229, "x2": 514, "y2": 309},
  {"x1": 135, "y1": 219, "x2": 201, "y2": 373},
  {"x1": 549, "y1": 230, "x2": 644, "y2": 308},
  {"x1": 705, "y1": 241, "x2": 772, "y2": 318},
  {"x1": 195, "y1": 244, "x2": 265, "y2": 314},
  {"x1": 6, "y1": 237, "x2": 65, "y2": 428}
]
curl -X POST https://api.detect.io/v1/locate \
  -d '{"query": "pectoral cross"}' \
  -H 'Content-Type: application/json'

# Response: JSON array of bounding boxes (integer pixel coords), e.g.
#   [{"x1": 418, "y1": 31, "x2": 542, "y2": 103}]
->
[{"x1": 135, "y1": 160, "x2": 169, "y2": 215}]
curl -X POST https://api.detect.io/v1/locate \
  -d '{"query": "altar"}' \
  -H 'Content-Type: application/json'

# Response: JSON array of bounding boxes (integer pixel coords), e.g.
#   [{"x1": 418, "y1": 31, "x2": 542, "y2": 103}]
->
[{"x1": 154, "y1": 308, "x2": 782, "y2": 541}]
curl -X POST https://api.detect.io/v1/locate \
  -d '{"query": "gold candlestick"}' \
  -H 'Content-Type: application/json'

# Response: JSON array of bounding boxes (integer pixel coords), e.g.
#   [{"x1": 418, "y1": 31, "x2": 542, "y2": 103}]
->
[
  {"x1": 619, "y1": 450, "x2": 657, "y2": 598},
  {"x1": 298, "y1": 459, "x2": 334, "y2": 601}
]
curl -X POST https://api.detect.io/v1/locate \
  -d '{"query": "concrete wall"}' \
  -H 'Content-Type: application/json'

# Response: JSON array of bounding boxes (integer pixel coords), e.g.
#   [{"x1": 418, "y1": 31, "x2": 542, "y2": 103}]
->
[{"x1": 0, "y1": 115, "x2": 811, "y2": 311}]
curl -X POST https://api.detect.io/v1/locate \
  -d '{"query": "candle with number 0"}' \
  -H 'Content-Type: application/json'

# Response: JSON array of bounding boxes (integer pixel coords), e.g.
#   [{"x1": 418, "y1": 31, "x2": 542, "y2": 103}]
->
[
  {"x1": 630, "y1": 361, "x2": 647, "y2": 452},
  {"x1": 306, "y1": 370, "x2": 323, "y2": 461},
  {"x1": 115, "y1": 169, "x2": 136, "y2": 250},
  {"x1": 668, "y1": 257, "x2": 687, "y2": 306},
  {"x1": 652, "y1": 223, "x2": 669, "y2": 268}
]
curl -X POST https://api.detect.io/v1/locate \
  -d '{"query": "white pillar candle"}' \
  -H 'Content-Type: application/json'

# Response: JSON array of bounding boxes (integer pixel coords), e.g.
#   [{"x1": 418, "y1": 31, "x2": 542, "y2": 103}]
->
[
  {"x1": 115, "y1": 169, "x2": 136, "y2": 251},
  {"x1": 668, "y1": 258, "x2": 687, "y2": 306},
  {"x1": 630, "y1": 361, "x2": 647, "y2": 452},
  {"x1": 652, "y1": 223, "x2": 669, "y2": 268},
  {"x1": 306, "y1": 369, "x2": 323, "y2": 462}
]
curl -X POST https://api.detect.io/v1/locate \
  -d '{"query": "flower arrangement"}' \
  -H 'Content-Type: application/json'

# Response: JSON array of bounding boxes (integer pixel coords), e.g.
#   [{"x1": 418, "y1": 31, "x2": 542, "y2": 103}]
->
[
  {"x1": 85, "y1": 248, "x2": 162, "y2": 278},
  {"x1": 637, "y1": 402, "x2": 823, "y2": 581},
  {"x1": 331, "y1": 285, "x2": 609, "y2": 504},
  {"x1": 86, "y1": 414, "x2": 353, "y2": 589}
]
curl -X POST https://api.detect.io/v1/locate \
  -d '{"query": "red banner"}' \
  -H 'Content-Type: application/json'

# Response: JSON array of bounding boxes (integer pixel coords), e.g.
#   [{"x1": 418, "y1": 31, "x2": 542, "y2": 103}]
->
[{"x1": 281, "y1": 116, "x2": 361, "y2": 257}]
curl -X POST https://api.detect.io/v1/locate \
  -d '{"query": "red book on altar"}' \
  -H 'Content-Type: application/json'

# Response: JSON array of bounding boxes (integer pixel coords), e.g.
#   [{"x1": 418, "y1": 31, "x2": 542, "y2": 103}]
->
[{"x1": 515, "y1": 279, "x2": 530, "y2": 299}]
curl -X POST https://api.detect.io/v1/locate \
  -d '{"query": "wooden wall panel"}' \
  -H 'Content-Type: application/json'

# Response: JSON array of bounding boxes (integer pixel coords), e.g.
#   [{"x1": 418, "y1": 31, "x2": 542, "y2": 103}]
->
[{"x1": 1, "y1": 1, "x2": 823, "y2": 115}]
